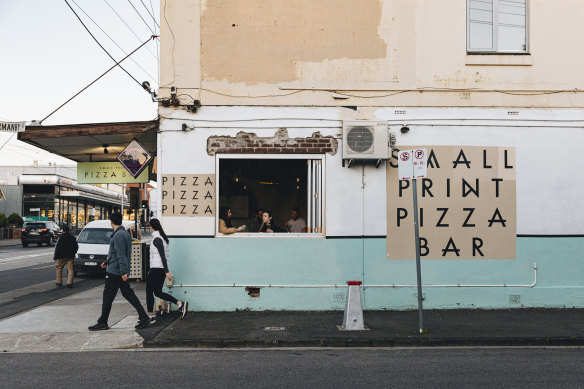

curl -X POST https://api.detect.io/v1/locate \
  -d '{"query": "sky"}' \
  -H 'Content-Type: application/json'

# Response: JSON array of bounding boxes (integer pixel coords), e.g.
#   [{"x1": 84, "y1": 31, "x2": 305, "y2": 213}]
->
[{"x1": 0, "y1": 0, "x2": 160, "y2": 165}]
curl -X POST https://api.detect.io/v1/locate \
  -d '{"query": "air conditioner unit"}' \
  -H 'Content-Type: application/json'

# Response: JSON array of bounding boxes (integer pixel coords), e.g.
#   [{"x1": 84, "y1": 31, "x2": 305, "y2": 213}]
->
[{"x1": 342, "y1": 121, "x2": 390, "y2": 160}]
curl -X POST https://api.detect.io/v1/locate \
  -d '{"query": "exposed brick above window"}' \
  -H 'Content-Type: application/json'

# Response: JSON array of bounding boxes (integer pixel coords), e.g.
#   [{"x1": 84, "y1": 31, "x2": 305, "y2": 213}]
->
[{"x1": 207, "y1": 129, "x2": 338, "y2": 156}]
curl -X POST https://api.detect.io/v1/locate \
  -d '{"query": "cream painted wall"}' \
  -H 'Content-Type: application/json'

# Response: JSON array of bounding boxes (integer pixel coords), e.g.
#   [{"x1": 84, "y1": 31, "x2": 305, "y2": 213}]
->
[{"x1": 159, "y1": 0, "x2": 584, "y2": 107}]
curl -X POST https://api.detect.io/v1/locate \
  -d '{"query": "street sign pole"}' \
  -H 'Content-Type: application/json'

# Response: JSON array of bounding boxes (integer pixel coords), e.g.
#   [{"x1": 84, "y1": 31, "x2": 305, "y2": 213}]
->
[
  {"x1": 412, "y1": 178, "x2": 424, "y2": 333},
  {"x1": 398, "y1": 148, "x2": 426, "y2": 334}
]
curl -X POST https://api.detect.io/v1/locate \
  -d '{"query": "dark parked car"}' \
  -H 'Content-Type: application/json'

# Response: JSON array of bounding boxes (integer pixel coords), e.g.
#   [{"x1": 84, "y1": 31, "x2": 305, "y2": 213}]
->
[{"x1": 21, "y1": 221, "x2": 62, "y2": 247}]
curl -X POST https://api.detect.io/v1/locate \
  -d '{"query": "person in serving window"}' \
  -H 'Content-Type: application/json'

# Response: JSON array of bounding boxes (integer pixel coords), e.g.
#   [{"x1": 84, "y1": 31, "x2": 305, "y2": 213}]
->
[
  {"x1": 247, "y1": 208, "x2": 263, "y2": 232},
  {"x1": 258, "y1": 210, "x2": 284, "y2": 233},
  {"x1": 219, "y1": 206, "x2": 246, "y2": 234},
  {"x1": 284, "y1": 207, "x2": 307, "y2": 233}
]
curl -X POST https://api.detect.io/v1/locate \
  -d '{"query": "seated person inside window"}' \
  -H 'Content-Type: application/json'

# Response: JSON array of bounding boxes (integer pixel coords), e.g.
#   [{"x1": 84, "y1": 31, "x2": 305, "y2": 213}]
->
[
  {"x1": 284, "y1": 207, "x2": 307, "y2": 233},
  {"x1": 219, "y1": 206, "x2": 246, "y2": 234},
  {"x1": 247, "y1": 208, "x2": 263, "y2": 233},
  {"x1": 258, "y1": 210, "x2": 284, "y2": 233}
]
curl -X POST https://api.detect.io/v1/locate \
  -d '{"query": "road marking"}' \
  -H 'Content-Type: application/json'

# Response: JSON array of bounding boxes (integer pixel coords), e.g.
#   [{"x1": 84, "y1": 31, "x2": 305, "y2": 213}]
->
[
  {"x1": 0, "y1": 253, "x2": 50, "y2": 264},
  {"x1": 32, "y1": 264, "x2": 55, "y2": 270}
]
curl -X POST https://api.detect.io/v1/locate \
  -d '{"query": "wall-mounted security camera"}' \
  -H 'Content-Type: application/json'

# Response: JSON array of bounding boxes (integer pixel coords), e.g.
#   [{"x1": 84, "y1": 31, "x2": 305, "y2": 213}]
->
[{"x1": 400, "y1": 126, "x2": 410, "y2": 134}]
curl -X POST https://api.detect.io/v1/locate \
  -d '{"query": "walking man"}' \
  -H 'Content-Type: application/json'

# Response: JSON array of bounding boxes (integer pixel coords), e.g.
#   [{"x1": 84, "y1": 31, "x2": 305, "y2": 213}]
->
[
  {"x1": 54, "y1": 225, "x2": 78, "y2": 288},
  {"x1": 88, "y1": 212, "x2": 151, "y2": 331}
]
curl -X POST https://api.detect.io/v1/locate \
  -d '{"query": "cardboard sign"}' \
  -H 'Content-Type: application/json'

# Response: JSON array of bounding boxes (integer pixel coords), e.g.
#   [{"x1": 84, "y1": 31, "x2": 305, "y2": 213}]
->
[
  {"x1": 161, "y1": 174, "x2": 215, "y2": 217},
  {"x1": 387, "y1": 146, "x2": 516, "y2": 260}
]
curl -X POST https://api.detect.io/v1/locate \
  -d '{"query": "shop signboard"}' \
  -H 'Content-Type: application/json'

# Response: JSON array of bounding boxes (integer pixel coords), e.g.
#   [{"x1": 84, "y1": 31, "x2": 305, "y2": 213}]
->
[
  {"x1": 161, "y1": 174, "x2": 216, "y2": 217},
  {"x1": 117, "y1": 139, "x2": 153, "y2": 178},
  {"x1": 77, "y1": 162, "x2": 149, "y2": 184},
  {"x1": 0, "y1": 186, "x2": 5, "y2": 201},
  {"x1": 387, "y1": 146, "x2": 516, "y2": 260}
]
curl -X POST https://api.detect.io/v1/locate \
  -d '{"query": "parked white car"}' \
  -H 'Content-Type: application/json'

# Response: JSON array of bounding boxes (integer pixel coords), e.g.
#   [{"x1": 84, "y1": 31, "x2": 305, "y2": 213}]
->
[{"x1": 73, "y1": 220, "x2": 140, "y2": 275}]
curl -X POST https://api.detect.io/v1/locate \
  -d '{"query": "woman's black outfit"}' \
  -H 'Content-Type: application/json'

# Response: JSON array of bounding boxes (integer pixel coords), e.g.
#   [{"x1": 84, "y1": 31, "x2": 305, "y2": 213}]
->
[
  {"x1": 259, "y1": 221, "x2": 285, "y2": 233},
  {"x1": 146, "y1": 233, "x2": 179, "y2": 313}
]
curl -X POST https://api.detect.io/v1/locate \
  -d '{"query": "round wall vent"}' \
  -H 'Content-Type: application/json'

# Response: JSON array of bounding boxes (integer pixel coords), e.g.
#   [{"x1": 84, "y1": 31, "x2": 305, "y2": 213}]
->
[{"x1": 346, "y1": 126, "x2": 373, "y2": 153}]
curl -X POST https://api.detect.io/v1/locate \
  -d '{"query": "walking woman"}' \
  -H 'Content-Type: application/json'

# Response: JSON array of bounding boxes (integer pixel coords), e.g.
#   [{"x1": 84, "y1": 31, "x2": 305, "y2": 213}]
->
[{"x1": 146, "y1": 219, "x2": 188, "y2": 319}]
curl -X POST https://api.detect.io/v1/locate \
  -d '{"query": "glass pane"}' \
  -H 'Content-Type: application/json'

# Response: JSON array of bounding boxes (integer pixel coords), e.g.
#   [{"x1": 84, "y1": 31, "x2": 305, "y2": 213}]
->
[
  {"x1": 498, "y1": 25, "x2": 526, "y2": 51},
  {"x1": 469, "y1": 0, "x2": 493, "y2": 51},
  {"x1": 219, "y1": 159, "x2": 308, "y2": 233},
  {"x1": 469, "y1": 22, "x2": 493, "y2": 50},
  {"x1": 498, "y1": 0, "x2": 526, "y2": 52}
]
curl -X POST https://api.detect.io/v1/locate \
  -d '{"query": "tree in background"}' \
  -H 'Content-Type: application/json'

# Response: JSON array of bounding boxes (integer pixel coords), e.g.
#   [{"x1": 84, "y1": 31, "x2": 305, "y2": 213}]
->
[
  {"x1": 0, "y1": 212, "x2": 7, "y2": 228},
  {"x1": 7, "y1": 213, "x2": 23, "y2": 228}
]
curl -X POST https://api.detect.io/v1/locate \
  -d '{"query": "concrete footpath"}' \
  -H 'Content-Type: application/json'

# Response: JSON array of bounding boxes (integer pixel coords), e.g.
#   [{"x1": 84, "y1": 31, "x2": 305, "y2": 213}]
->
[
  {"x1": 0, "y1": 239, "x2": 21, "y2": 247},
  {"x1": 0, "y1": 282, "x2": 148, "y2": 353},
  {"x1": 1, "y1": 280, "x2": 583, "y2": 352},
  {"x1": 142, "y1": 308, "x2": 584, "y2": 348}
]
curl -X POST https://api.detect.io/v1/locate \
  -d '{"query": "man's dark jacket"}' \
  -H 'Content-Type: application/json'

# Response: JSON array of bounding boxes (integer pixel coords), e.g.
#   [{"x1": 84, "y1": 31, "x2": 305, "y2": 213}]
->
[{"x1": 53, "y1": 233, "x2": 79, "y2": 260}]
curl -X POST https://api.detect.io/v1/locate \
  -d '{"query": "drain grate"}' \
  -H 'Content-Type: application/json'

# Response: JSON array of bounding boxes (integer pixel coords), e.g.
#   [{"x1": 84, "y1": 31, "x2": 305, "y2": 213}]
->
[{"x1": 264, "y1": 326, "x2": 286, "y2": 331}]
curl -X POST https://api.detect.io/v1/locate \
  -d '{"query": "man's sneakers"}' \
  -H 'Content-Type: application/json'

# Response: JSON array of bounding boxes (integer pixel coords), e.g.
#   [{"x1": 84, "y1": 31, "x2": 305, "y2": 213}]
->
[
  {"x1": 179, "y1": 301, "x2": 188, "y2": 319},
  {"x1": 135, "y1": 316, "x2": 152, "y2": 329},
  {"x1": 88, "y1": 323, "x2": 109, "y2": 331}
]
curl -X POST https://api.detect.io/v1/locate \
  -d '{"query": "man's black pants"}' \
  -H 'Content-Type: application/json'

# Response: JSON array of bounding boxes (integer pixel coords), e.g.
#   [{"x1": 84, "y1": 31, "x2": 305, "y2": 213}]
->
[{"x1": 98, "y1": 272, "x2": 148, "y2": 325}]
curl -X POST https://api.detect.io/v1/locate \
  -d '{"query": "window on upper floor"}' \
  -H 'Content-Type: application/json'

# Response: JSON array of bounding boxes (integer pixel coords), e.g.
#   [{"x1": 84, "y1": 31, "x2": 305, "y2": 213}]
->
[{"x1": 467, "y1": 0, "x2": 528, "y2": 53}]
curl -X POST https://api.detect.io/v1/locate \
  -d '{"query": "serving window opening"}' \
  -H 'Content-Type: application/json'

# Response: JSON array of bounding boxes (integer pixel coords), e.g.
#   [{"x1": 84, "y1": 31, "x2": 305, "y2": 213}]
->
[{"x1": 218, "y1": 157, "x2": 323, "y2": 236}]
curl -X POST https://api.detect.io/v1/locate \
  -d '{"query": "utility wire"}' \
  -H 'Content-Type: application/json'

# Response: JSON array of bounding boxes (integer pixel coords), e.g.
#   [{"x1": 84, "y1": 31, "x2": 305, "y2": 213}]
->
[
  {"x1": 149, "y1": 0, "x2": 160, "y2": 82},
  {"x1": 0, "y1": 133, "x2": 16, "y2": 153},
  {"x1": 69, "y1": 0, "x2": 157, "y2": 85},
  {"x1": 141, "y1": 0, "x2": 160, "y2": 28},
  {"x1": 40, "y1": 36, "x2": 157, "y2": 124},
  {"x1": 102, "y1": 0, "x2": 158, "y2": 61},
  {"x1": 65, "y1": 0, "x2": 143, "y2": 88},
  {"x1": 126, "y1": 0, "x2": 155, "y2": 34}
]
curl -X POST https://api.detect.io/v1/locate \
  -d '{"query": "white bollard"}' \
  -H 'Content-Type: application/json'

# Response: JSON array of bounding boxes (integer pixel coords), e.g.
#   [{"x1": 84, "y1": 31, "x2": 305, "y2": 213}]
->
[{"x1": 342, "y1": 280, "x2": 365, "y2": 330}]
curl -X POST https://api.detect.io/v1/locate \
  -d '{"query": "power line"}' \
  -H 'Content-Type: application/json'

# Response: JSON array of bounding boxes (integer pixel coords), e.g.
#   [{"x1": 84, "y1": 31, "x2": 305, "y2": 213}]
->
[
  {"x1": 69, "y1": 0, "x2": 157, "y2": 85},
  {"x1": 102, "y1": 0, "x2": 158, "y2": 61},
  {"x1": 141, "y1": 0, "x2": 160, "y2": 29},
  {"x1": 126, "y1": 0, "x2": 155, "y2": 34},
  {"x1": 65, "y1": 0, "x2": 144, "y2": 89},
  {"x1": 40, "y1": 36, "x2": 157, "y2": 124},
  {"x1": 149, "y1": 0, "x2": 160, "y2": 83}
]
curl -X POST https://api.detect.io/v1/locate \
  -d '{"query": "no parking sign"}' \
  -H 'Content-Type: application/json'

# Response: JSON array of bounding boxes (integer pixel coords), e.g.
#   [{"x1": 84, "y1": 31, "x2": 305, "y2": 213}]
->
[{"x1": 398, "y1": 148, "x2": 427, "y2": 180}]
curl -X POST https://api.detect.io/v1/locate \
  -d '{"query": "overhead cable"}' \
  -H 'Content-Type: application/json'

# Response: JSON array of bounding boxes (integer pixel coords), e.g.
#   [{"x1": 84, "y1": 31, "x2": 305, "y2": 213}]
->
[
  {"x1": 69, "y1": 0, "x2": 157, "y2": 85},
  {"x1": 102, "y1": 0, "x2": 158, "y2": 61},
  {"x1": 149, "y1": 0, "x2": 160, "y2": 82},
  {"x1": 126, "y1": 0, "x2": 155, "y2": 34},
  {"x1": 160, "y1": 0, "x2": 176, "y2": 87},
  {"x1": 142, "y1": 0, "x2": 160, "y2": 28},
  {"x1": 65, "y1": 0, "x2": 144, "y2": 88},
  {"x1": 39, "y1": 36, "x2": 158, "y2": 124}
]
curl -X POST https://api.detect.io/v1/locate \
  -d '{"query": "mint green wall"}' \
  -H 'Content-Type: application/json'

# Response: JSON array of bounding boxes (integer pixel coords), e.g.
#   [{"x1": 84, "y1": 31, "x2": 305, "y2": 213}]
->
[{"x1": 166, "y1": 237, "x2": 584, "y2": 311}]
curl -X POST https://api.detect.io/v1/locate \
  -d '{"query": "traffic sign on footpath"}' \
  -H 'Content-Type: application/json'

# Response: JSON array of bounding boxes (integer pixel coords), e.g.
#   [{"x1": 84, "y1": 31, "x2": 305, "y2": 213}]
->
[
  {"x1": 396, "y1": 147, "x2": 428, "y2": 334},
  {"x1": 398, "y1": 148, "x2": 427, "y2": 180}
]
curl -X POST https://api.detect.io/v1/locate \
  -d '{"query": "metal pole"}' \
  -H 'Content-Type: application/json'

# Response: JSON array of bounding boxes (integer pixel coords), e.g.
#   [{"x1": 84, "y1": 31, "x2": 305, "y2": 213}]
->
[
  {"x1": 412, "y1": 178, "x2": 424, "y2": 333},
  {"x1": 121, "y1": 184, "x2": 125, "y2": 215}
]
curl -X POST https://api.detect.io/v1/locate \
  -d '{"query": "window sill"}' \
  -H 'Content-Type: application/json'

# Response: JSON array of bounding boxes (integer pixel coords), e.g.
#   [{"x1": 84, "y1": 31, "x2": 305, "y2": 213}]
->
[
  {"x1": 216, "y1": 232, "x2": 325, "y2": 239},
  {"x1": 465, "y1": 54, "x2": 532, "y2": 66}
]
